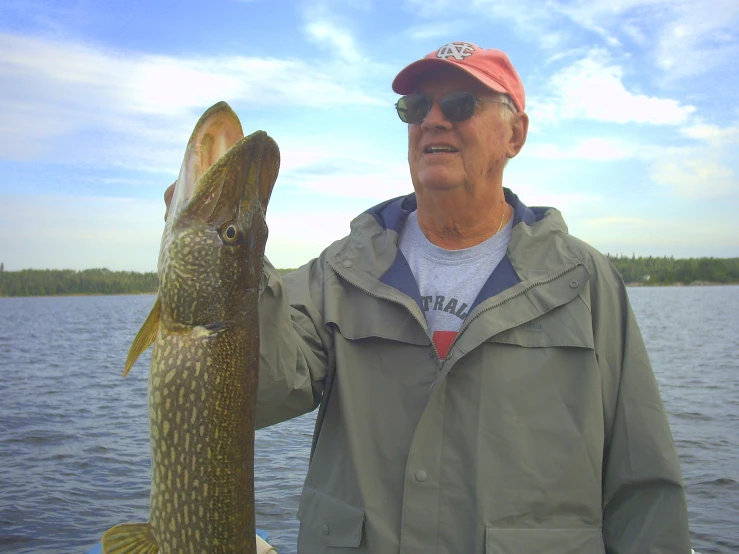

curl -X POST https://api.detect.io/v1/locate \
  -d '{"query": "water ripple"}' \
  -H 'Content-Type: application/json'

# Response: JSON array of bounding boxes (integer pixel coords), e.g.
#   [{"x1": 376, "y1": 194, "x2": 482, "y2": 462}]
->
[{"x1": 0, "y1": 289, "x2": 737, "y2": 553}]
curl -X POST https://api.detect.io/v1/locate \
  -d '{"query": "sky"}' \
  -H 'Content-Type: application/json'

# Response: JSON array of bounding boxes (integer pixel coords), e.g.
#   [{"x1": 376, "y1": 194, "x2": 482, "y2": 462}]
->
[{"x1": 0, "y1": 0, "x2": 737, "y2": 272}]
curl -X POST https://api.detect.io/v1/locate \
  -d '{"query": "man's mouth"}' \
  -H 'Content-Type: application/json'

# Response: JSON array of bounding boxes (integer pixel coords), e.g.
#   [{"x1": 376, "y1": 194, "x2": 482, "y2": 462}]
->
[{"x1": 424, "y1": 145, "x2": 459, "y2": 154}]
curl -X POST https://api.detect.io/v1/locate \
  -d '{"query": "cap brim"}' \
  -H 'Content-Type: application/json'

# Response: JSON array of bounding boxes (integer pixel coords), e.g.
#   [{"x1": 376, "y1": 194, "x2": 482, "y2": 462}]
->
[{"x1": 392, "y1": 58, "x2": 509, "y2": 96}]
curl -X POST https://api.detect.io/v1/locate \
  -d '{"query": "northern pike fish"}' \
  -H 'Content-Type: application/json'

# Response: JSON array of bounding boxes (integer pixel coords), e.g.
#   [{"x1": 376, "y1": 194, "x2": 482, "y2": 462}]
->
[{"x1": 102, "y1": 102, "x2": 279, "y2": 553}]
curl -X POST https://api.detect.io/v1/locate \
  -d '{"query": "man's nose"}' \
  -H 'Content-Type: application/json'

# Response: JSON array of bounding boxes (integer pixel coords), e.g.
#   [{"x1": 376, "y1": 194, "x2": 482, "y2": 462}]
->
[{"x1": 421, "y1": 100, "x2": 452, "y2": 130}]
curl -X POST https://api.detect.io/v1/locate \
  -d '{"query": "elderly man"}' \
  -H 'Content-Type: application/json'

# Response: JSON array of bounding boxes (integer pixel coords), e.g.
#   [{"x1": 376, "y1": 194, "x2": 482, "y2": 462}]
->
[{"x1": 168, "y1": 42, "x2": 692, "y2": 553}]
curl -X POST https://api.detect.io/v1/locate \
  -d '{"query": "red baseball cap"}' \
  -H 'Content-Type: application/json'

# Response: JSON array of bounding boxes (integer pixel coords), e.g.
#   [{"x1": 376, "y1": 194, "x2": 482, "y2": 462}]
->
[{"x1": 392, "y1": 41, "x2": 526, "y2": 112}]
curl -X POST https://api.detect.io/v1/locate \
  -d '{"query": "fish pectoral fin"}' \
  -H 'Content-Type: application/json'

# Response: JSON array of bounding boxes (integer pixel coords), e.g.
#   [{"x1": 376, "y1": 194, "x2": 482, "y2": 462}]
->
[
  {"x1": 101, "y1": 522, "x2": 159, "y2": 553},
  {"x1": 191, "y1": 321, "x2": 227, "y2": 339},
  {"x1": 123, "y1": 297, "x2": 161, "y2": 377}
]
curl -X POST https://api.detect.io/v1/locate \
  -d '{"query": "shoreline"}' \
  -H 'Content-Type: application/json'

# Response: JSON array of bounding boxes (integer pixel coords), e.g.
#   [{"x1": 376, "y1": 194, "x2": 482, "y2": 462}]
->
[
  {"x1": 626, "y1": 281, "x2": 739, "y2": 287},
  {"x1": 0, "y1": 292, "x2": 157, "y2": 298},
  {"x1": 3, "y1": 282, "x2": 739, "y2": 298}
]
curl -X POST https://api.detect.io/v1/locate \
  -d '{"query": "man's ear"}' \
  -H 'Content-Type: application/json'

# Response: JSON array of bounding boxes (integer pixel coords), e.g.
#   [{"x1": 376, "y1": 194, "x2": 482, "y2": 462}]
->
[{"x1": 507, "y1": 112, "x2": 529, "y2": 159}]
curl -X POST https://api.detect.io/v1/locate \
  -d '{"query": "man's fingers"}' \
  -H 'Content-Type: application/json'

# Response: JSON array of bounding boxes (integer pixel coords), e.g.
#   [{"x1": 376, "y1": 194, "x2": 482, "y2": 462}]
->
[{"x1": 164, "y1": 182, "x2": 176, "y2": 221}]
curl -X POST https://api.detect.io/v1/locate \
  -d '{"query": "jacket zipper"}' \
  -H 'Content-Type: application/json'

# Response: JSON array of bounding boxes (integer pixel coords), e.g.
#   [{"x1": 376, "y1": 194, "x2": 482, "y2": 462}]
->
[{"x1": 327, "y1": 259, "x2": 445, "y2": 364}]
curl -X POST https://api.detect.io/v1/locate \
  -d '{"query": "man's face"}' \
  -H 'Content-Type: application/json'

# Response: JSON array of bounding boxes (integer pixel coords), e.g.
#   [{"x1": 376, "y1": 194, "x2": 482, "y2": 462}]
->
[{"x1": 407, "y1": 66, "x2": 525, "y2": 199}]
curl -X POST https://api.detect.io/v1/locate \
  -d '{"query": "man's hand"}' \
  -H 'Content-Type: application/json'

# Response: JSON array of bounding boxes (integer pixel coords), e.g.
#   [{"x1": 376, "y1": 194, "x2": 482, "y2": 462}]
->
[{"x1": 164, "y1": 182, "x2": 175, "y2": 221}]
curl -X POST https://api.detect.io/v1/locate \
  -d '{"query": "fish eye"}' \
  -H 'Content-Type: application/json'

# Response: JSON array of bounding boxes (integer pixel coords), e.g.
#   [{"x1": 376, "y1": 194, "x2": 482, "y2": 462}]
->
[{"x1": 220, "y1": 222, "x2": 241, "y2": 244}]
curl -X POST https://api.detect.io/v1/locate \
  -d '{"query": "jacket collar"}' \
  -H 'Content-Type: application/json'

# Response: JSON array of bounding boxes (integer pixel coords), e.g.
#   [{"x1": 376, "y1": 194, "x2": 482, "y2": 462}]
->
[
  {"x1": 364, "y1": 190, "x2": 544, "y2": 311},
  {"x1": 330, "y1": 189, "x2": 581, "y2": 312},
  {"x1": 364, "y1": 188, "x2": 541, "y2": 233}
]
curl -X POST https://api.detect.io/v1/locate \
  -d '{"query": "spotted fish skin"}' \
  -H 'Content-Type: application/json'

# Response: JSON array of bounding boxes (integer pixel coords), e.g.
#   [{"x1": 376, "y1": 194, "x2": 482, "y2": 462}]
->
[
  {"x1": 148, "y1": 315, "x2": 257, "y2": 552},
  {"x1": 103, "y1": 102, "x2": 279, "y2": 554}
]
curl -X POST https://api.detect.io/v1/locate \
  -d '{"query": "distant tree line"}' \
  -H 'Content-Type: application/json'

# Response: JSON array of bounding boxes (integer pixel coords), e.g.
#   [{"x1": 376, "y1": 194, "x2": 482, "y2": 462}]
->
[
  {"x1": 607, "y1": 255, "x2": 739, "y2": 285},
  {"x1": 0, "y1": 268, "x2": 159, "y2": 297},
  {"x1": 0, "y1": 267, "x2": 298, "y2": 297},
  {"x1": 0, "y1": 259, "x2": 736, "y2": 297}
]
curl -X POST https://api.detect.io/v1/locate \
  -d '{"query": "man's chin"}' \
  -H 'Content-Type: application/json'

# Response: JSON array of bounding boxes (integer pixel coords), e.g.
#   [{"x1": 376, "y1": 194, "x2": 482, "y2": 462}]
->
[{"x1": 415, "y1": 179, "x2": 464, "y2": 193}]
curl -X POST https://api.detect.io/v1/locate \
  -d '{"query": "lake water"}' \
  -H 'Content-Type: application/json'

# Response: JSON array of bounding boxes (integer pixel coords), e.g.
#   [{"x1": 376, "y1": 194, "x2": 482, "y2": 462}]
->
[{"x1": 0, "y1": 286, "x2": 737, "y2": 553}]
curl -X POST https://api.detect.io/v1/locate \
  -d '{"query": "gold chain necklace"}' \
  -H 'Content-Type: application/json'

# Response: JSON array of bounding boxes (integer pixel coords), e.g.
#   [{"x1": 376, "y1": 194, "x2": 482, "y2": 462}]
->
[{"x1": 496, "y1": 203, "x2": 508, "y2": 234}]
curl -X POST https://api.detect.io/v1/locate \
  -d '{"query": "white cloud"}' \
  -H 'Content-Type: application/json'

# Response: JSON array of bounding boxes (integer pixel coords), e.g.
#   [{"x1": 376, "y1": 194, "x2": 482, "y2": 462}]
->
[
  {"x1": 266, "y1": 209, "x2": 356, "y2": 268},
  {"x1": 494, "y1": 166, "x2": 606, "y2": 218},
  {"x1": 522, "y1": 113, "x2": 738, "y2": 199},
  {"x1": 650, "y1": 154, "x2": 737, "y2": 198},
  {"x1": 552, "y1": 0, "x2": 668, "y2": 42},
  {"x1": 0, "y1": 32, "x2": 381, "y2": 114},
  {"x1": 680, "y1": 123, "x2": 739, "y2": 147},
  {"x1": 404, "y1": 0, "x2": 567, "y2": 49},
  {"x1": 0, "y1": 32, "x2": 383, "y2": 167},
  {"x1": 525, "y1": 123, "x2": 738, "y2": 199},
  {"x1": 577, "y1": 214, "x2": 739, "y2": 258},
  {"x1": 304, "y1": 18, "x2": 363, "y2": 63},
  {"x1": 403, "y1": 0, "x2": 739, "y2": 81},
  {"x1": 550, "y1": 0, "x2": 739, "y2": 78},
  {"x1": 654, "y1": 2, "x2": 739, "y2": 78},
  {"x1": 644, "y1": 122, "x2": 739, "y2": 198},
  {"x1": 0, "y1": 0, "x2": 90, "y2": 38},
  {"x1": 527, "y1": 137, "x2": 638, "y2": 161},
  {"x1": 406, "y1": 22, "x2": 466, "y2": 41},
  {"x1": 0, "y1": 190, "x2": 359, "y2": 271},
  {"x1": 0, "y1": 194, "x2": 164, "y2": 271},
  {"x1": 585, "y1": 216, "x2": 651, "y2": 228},
  {"x1": 277, "y1": 140, "x2": 412, "y2": 201},
  {"x1": 285, "y1": 164, "x2": 412, "y2": 201},
  {"x1": 299, "y1": 3, "x2": 398, "y2": 85},
  {"x1": 529, "y1": 50, "x2": 695, "y2": 125}
]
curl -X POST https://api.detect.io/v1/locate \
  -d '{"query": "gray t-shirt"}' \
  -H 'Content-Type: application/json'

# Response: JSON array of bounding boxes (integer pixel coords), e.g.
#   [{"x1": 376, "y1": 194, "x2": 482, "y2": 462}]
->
[{"x1": 398, "y1": 210, "x2": 512, "y2": 358}]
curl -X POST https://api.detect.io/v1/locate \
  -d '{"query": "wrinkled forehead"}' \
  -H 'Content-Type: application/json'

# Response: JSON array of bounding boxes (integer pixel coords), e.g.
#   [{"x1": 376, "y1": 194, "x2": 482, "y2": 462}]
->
[{"x1": 410, "y1": 65, "x2": 498, "y2": 97}]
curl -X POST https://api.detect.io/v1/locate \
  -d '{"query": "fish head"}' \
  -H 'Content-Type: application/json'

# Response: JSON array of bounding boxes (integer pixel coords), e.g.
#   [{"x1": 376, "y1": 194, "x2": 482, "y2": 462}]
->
[{"x1": 159, "y1": 102, "x2": 280, "y2": 327}]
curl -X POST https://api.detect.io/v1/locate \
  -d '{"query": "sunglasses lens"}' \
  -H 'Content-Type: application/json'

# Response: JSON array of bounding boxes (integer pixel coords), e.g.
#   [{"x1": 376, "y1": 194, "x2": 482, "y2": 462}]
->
[
  {"x1": 440, "y1": 91, "x2": 476, "y2": 122},
  {"x1": 396, "y1": 92, "x2": 478, "y2": 123},
  {"x1": 396, "y1": 94, "x2": 430, "y2": 124}
]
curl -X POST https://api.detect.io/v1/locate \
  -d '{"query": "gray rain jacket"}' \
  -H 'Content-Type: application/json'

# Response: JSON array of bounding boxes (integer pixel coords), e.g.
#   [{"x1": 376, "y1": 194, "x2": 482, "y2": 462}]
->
[{"x1": 256, "y1": 189, "x2": 691, "y2": 553}]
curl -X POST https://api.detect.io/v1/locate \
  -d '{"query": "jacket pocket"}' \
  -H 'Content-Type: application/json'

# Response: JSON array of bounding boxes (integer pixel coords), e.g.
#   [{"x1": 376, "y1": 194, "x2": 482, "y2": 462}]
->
[
  {"x1": 486, "y1": 527, "x2": 605, "y2": 554},
  {"x1": 297, "y1": 487, "x2": 365, "y2": 549},
  {"x1": 486, "y1": 298, "x2": 595, "y2": 350},
  {"x1": 323, "y1": 277, "x2": 429, "y2": 346}
]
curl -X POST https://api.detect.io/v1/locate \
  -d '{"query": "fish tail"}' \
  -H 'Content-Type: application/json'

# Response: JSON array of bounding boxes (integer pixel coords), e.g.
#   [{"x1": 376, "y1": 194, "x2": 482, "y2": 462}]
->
[{"x1": 102, "y1": 521, "x2": 159, "y2": 553}]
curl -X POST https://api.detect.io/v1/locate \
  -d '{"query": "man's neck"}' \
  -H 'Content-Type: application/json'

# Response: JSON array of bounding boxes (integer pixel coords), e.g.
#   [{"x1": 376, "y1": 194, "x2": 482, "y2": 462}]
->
[{"x1": 415, "y1": 189, "x2": 510, "y2": 250}]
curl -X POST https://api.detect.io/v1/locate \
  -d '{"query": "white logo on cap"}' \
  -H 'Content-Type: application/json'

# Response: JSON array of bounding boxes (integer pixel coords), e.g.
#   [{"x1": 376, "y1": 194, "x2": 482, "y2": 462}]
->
[{"x1": 436, "y1": 42, "x2": 475, "y2": 61}]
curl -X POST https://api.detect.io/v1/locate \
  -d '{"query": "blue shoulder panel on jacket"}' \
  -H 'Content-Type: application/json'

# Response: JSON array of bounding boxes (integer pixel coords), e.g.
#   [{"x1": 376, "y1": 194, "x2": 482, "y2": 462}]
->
[
  {"x1": 506, "y1": 188, "x2": 539, "y2": 226},
  {"x1": 469, "y1": 255, "x2": 520, "y2": 312},
  {"x1": 379, "y1": 249, "x2": 425, "y2": 311},
  {"x1": 364, "y1": 194, "x2": 417, "y2": 233}
]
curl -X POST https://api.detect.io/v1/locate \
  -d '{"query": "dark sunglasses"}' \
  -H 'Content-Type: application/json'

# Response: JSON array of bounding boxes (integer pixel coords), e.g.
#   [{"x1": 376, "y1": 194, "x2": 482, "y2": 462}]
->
[{"x1": 395, "y1": 91, "x2": 514, "y2": 124}]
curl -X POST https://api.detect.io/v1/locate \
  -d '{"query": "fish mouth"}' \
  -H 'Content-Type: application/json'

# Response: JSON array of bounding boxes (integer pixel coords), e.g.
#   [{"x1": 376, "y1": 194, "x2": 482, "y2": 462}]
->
[
  {"x1": 187, "y1": 130, "x2": 280, "y2": 225},
  {"x1": 168, "y1": 102, "x2": 280, "y2": 225}
]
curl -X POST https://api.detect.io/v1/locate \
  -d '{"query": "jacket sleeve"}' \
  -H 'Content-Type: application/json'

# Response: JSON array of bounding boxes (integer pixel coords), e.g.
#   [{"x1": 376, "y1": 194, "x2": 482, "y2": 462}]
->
[
  {"x1": 254, "y1": 255, "x2": 333, "y2": 429},
  {"x1": 591, "y1": 258, "x2": 692, "y2": 553}
]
